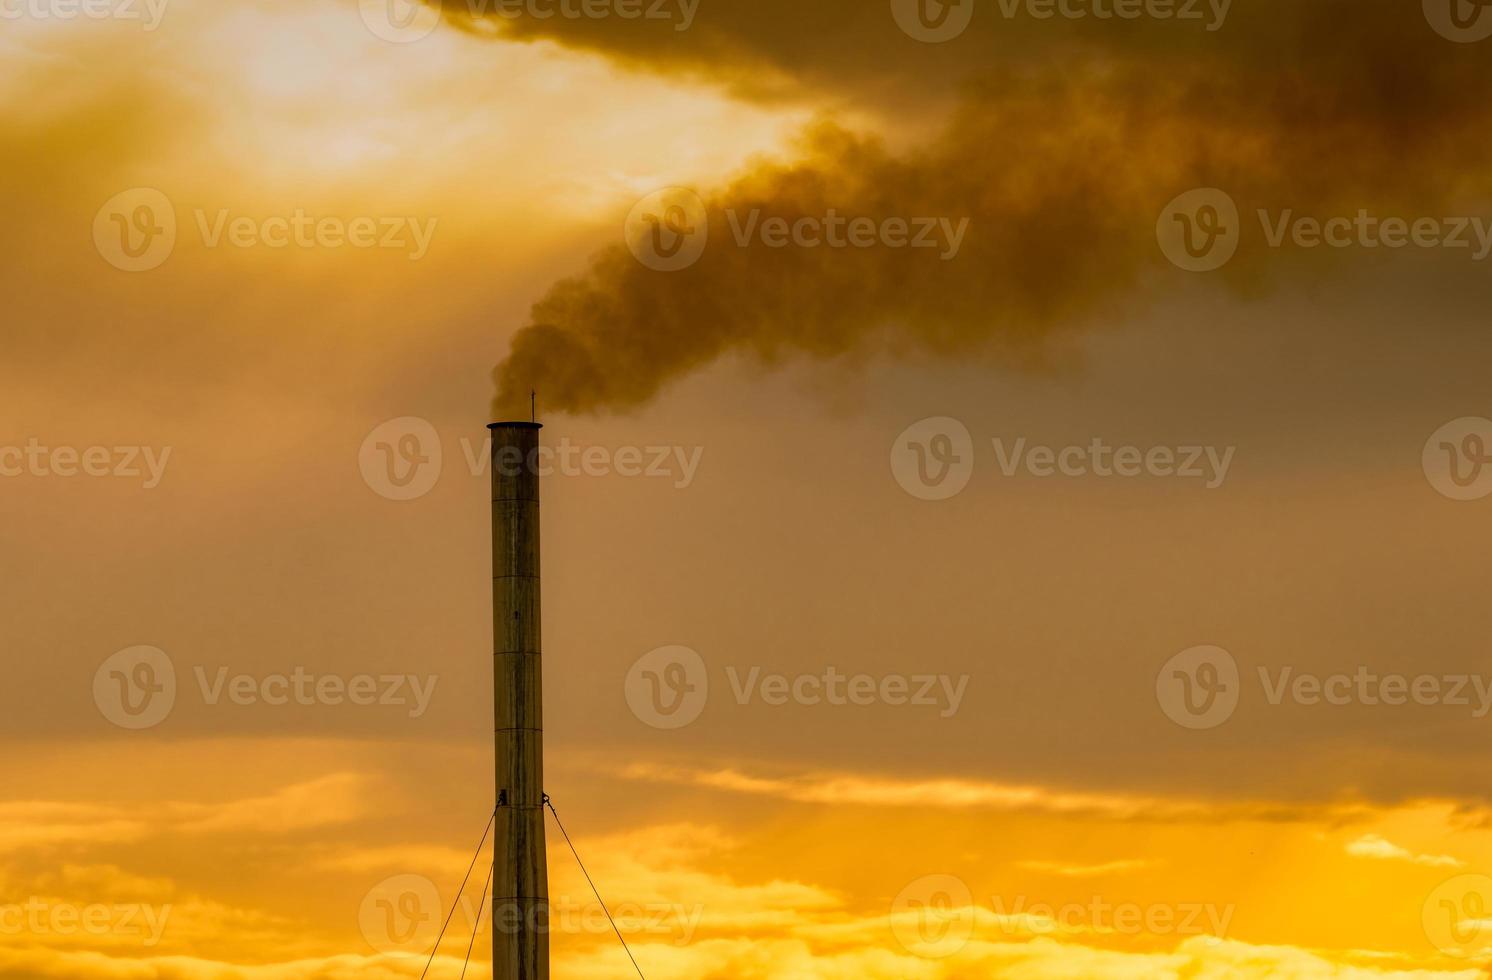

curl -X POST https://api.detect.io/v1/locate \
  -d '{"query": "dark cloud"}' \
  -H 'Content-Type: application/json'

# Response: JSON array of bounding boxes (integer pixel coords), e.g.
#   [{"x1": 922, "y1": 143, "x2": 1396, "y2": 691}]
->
[
  {"x1": 445, "y1": 0, "x2": 1480, "y2": 107},
  {"x1": 482, "y1": 0, "x2": 1492, "y2": 415}
]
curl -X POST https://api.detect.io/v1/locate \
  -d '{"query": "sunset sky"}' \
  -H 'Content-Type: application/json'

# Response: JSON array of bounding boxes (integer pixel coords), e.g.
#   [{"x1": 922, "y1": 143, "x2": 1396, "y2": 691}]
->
[{"x1": 6, "y1": 0, "x2": 1492, "y2": 977}]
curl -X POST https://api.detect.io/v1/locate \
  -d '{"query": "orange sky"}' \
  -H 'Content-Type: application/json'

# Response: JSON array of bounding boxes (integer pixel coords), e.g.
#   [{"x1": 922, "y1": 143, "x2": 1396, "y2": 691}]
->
[{"x1": 6, "y1": 0, "x2": 1492, "y2": 977}]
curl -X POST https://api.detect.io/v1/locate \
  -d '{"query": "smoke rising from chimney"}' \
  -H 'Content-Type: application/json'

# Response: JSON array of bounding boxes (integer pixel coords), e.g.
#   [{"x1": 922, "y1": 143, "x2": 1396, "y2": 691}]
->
[{"x1": 491, "y1": 9, "x2": 1492, "y2": 417}]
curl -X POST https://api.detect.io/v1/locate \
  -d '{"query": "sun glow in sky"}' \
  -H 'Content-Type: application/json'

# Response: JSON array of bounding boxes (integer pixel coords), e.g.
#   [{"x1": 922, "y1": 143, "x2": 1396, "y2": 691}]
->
[{"x1": 7, "y1": 0, "x2": 1492, "y2": 977}]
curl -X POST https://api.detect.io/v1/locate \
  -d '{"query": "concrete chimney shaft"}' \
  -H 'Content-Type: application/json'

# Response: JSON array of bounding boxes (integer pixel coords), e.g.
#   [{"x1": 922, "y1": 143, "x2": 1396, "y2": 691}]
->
[{"x1": 490, "y1": 421, "x2": 549, "y2": 980}]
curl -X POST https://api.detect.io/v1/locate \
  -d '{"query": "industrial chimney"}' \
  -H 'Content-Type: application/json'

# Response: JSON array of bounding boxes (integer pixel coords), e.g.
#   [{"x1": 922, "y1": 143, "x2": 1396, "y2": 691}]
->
[{"x1": 490, "y1": 421, "x2": 549, "y2": 980}]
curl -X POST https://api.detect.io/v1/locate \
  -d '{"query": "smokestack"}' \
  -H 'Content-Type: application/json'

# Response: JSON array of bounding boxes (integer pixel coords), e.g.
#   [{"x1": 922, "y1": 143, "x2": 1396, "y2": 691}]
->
[{"x1": 490, "y1": 421, "x2": 549, "y2": 980}]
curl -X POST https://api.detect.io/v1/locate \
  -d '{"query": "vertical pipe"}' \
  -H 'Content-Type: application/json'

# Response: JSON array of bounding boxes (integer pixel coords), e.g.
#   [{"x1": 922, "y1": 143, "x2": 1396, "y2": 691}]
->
[{"x1": 490, "y1": 421, "x2": 548, "y2": 980}]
